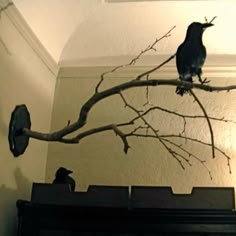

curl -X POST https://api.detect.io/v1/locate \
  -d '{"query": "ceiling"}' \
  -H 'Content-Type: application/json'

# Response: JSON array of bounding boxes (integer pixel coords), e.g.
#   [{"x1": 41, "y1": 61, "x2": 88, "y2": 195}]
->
[{"x1": 12, "y1": 0, "x2": 236, "y2": 65}]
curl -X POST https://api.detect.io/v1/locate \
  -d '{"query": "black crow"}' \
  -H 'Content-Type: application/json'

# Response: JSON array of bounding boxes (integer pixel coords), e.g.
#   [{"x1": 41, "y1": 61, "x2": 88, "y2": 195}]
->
[
  {"x1": 53, "y1": 167, "x2": 76, "y2": 191},
  {"x1": 176, "y1": 22, "x2": 213, "y2": 95}
]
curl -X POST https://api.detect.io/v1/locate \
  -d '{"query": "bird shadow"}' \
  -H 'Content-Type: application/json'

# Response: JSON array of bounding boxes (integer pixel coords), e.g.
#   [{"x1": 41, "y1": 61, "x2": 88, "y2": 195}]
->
[{"x1": 0, "y1": 167, "x2": 31, "y2": 236}]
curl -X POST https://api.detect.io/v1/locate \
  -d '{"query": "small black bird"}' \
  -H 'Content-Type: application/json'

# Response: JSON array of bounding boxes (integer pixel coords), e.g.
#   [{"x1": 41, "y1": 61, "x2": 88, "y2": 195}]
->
[
  {"x1": 53, "y1": 167, "x2": 76, "y2": 191},
  {"x1": 176, "y1": 22, "x2": 213, "y2": 95}
]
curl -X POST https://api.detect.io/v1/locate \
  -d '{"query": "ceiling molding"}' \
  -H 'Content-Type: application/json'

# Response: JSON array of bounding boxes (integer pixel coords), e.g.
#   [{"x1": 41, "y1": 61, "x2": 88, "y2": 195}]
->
[
  {"x1": 1, "y1": 1, "x2": 59, "y2": 76},
  {"x1": 58, "y1": 54, "x2": 236, "y2": 81},
  {"x1": 59, "y1": 54, "x2": 236, "y2": 67}
]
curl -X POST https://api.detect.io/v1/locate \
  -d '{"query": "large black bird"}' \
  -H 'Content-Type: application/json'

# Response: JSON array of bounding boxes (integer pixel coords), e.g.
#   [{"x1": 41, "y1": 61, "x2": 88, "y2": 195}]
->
[
  {"x1": 176, "y1": 22, "x2": 213, "y2": 95},
  {"x1": 53, "y1": 167, "x2": 76, "y2": 191}
]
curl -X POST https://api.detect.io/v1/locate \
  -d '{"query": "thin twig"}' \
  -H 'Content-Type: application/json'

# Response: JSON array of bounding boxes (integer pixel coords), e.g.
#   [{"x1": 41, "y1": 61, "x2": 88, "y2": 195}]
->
[
  {"x1": 135, "y1": 53, "x2": 176, "y2": 80},
  {"x1": 162, "y1": 138, "x2": 212, "y2": 179},
  {"x1": 143, "y1": 74, "x2": 152, "y2": 106},
  {"x1": 131, "y1": 105, "x2": 235, "y2": 124},
  {"x1": 95, "y1": 26, "x2": 176, "y2": 93},
  {"x1": 119, "y1": 91, "x2": 193, "y2": 168},
  {"x1": 161, "y1": 134, "x2": 231, "y2": 174},
  {"x1": 205, "y1": 16, "x2": 217, "y2": 24},
  {"x1": 190, "y1": 90, "x2": 215, "y2": 158},
  {"x1": 127, "y1": 131, "x2": 231, "y2": 174}
]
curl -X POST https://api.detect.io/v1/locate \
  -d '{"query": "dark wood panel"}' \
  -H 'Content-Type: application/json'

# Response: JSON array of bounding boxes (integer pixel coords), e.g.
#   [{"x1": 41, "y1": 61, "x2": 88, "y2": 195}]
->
[{"x1": 16, "y1": 184, "x2": 236, "y2": 236}]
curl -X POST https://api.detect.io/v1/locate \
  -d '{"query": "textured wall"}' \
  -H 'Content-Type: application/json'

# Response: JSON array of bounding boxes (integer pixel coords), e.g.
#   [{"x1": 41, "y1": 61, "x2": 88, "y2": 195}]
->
[
  {"x1": 60, "y1": 1, "x2": 236, "y2": 65},
  {"x1": 11, "y1": 1, "x2": 236, "y2": 63},
  {"x1": 0, "y1": 5, "x2": 56, "y2": 236},
  {"x1": 46, "y1": 62, "x2": 236, "y2": 196},
  {"x1": 13, "y1": 0, "x2": 101, "y2": 62}
]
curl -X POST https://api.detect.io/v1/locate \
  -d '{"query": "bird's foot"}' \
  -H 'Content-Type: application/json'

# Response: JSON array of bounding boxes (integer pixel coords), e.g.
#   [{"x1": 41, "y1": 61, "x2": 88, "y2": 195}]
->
[{"x1": 201, "y1": 78, "x2": 210, "y2": 84}]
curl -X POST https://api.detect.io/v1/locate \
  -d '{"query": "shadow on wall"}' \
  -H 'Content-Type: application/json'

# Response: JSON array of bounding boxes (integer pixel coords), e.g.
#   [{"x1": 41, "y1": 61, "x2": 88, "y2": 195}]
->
[
  {"x1": 0, "y1": 167, "x2": 31, "y2": 236},
  {"x1": 0, "y1": 100, "x2": 9, "y2": 135}
]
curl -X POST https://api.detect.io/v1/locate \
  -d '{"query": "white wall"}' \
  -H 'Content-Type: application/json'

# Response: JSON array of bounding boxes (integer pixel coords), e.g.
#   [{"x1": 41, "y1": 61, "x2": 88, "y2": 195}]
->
[
  {"x1": 13, "y1": 0, "x2": 102, "y2": 62},
  {"x1": 10, "y1": 1, "x2": 236, "y2": 64},
  {"x1": 60, "y1": 1, "x2": 236, "y2": 65},
  {"x1": 0, "y1": 4, "x2": 57, "y2": 235}
]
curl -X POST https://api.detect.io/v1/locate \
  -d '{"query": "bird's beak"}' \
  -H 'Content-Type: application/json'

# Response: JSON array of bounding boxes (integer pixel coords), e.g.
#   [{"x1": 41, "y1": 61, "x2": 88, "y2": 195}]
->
[
  {"x1": 66, "y1": 169, "x2": 73, "y2": 174},
  {"x1": 202, "y1": 23, "x2": 214, "y2": 29}
]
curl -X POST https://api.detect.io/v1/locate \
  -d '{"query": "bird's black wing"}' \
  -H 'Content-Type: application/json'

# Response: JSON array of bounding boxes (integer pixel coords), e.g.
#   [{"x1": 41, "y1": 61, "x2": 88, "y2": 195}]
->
[
  {"x1": 176, "y1": 40, "x2": 206, "y2": 80},
  {"x1": 66, "y1": 176, "x2": 76, "y2": 191}
]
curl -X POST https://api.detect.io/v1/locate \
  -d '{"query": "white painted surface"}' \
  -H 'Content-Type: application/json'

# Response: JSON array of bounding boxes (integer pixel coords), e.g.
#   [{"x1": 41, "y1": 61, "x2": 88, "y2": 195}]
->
[
  {"x1": 0, "y1": 5, "x2": 57, "y2": 235},
  {"x1": 60, "y1": 0, "x2": 236, "y2": 64},
  {"x1": 13, "y1": 0, "x2": 101, "y2": 62},
  {"x1": 10, "y1": 0, "x2": 236, "y2": 64}
]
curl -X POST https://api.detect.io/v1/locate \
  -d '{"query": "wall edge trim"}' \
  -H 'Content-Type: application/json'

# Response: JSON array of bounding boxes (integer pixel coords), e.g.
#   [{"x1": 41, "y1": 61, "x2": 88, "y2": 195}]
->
[{"x1": 2, "y1": 1, "x2": 59, "y2": 77}]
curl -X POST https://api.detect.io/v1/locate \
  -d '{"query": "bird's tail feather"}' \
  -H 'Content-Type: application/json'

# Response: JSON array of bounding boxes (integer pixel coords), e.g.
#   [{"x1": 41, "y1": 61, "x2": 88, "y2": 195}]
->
[
  {"x1": 176, "y1": 76, "x2": 192, "y2": 96},
  {"x1": 176, "y1": 86, "x2": 189, "y2": 96}
]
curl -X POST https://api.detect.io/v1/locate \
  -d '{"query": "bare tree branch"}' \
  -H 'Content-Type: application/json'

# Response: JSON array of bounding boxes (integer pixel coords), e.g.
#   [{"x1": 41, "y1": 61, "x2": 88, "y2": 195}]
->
[
  {"x1": 118, "y1": 91, "x2": 214, "y2": 171},
  {"x1": 160, "y1": 134, "x2": 231, "y2": 174},
  {"x1": 143, "y1": 74, "x2": 152, "y2": 106},
  {"x1": 20, "y1": 76, "x2": 235, "y2": 179},
  {"x1": 13, "y1": 20, "x2": 235, "y2": 179},
  {"x1": 161, "y1": 138, "x2": 212, "y2": 179},
  {"x1": 205, "y1": 16, "x2": 217, "y2": 24},
  {"x1": 127, "y1": 132, "x2": 231, "y2": 175},
  {"x1": 95, "y1": 25, "x2": 176, "y2": 93},
  {"x1": 23, "y1": 79, "x2": 236, "y2": 142},
  {"x1": 190, "y1": 90, "x2": 215, "y2": 158},
  {"x1": 130, "y1": 105, "x2": 235, "y2": 124},
  {"x1": 119, "y1": 91, "x2": 184, "y2": 165},
  {"x1": 135, "y1": 53, "x2": 176, "y2": 81}
]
